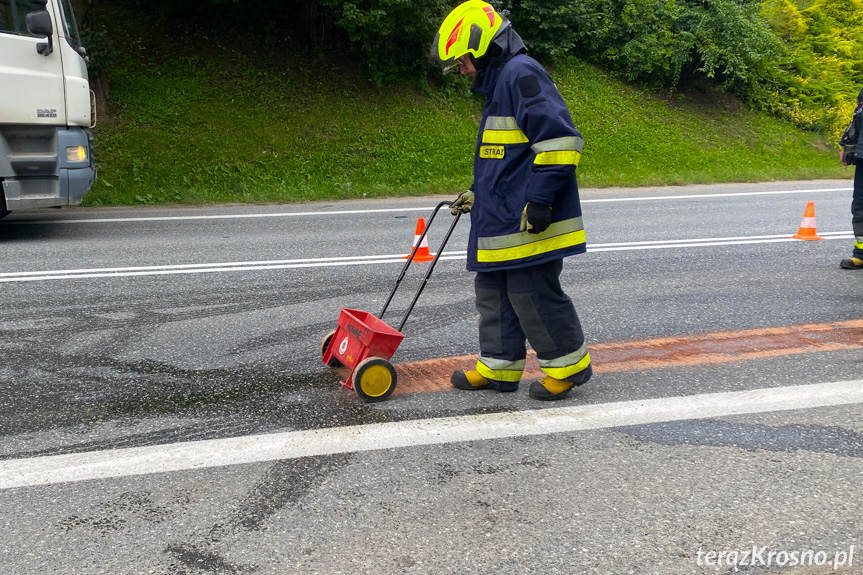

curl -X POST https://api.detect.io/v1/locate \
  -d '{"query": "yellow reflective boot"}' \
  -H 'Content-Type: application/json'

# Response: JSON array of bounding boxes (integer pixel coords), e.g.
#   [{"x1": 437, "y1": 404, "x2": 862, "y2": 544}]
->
[
  {"x1": 450, "y1": 370, "x2": 492, "y2": 390},
  {"x1": 528, "y1": 375, "x2": 575, "y2": 401},
  {"x1": 840, "y1": 257, "x2": 863, "y2": 270}
]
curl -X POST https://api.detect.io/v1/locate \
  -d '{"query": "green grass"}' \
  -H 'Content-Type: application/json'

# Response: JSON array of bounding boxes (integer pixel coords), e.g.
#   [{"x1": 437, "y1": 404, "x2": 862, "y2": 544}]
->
[
  {"x1": 553, "y1": 59, "x2": 849, "y2": 187},
  {"x1": 85, "y1": 7, "x2": 851, "y2": 207}
]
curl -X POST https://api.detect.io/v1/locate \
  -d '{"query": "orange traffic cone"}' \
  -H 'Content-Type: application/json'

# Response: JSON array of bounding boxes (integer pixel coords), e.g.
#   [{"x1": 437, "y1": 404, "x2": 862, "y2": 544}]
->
[
  {"x1": 403, "y1": 217, "x2": 435, "y2": 261},
  {"x1": 792, "y1": 202, "x2": 823, "y2": 240}
]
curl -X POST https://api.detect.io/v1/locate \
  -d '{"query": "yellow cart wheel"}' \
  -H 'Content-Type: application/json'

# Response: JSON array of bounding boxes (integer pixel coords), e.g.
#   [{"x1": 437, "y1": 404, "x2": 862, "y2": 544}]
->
[
  {"x1": 353, "y1": 357, "x2": 397, "y2": 403},
  {"x1": 320, "y1": 330, "x2": 343, "y2": 368}
]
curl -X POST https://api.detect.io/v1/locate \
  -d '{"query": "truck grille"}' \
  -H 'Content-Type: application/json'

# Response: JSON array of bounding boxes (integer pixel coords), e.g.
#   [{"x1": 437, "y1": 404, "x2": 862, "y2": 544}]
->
[{"x1": 0, "y1": 125, "x2": 60, "y2": 200}]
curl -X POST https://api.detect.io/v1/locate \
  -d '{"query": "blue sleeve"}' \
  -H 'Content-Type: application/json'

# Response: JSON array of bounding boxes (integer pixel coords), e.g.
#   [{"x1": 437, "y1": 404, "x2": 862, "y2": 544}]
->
[
  {"x1": 509, "y1": 60, "x2": 583, "y2": 207},
  {"x1": 857, "y1": 113, "x2": 863, "y2": 159}
]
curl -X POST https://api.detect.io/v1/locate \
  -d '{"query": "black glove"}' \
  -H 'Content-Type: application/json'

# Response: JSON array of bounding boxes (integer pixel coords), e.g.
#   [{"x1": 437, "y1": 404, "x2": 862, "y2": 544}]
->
[{"x1": 520, "y1": 202, "x2": 552, "y2": 234}]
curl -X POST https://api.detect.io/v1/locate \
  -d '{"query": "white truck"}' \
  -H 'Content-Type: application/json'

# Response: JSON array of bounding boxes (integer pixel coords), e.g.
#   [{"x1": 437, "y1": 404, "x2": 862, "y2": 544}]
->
[{"x1": 0, "y1": 0, "x2": 95, "y2": 218}]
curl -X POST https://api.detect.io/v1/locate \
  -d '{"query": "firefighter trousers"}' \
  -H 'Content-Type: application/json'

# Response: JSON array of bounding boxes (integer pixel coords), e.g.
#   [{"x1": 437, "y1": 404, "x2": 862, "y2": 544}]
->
[
  {"x1": 473, "y1": 259, "x2": 592, "y2": 391},
  {"x1": 852, "y1": 165, "x2": 863, "y2": 258}
]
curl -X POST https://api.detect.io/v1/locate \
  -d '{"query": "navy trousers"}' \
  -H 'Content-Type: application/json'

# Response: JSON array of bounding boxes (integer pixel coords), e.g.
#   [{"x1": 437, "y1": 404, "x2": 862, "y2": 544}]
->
[
  {"x1": 473, "y1": 259, "x2": 592, "y2": 390},
  {"x1": 852, "y1": 164, "x2": 863, "y2": 258}
]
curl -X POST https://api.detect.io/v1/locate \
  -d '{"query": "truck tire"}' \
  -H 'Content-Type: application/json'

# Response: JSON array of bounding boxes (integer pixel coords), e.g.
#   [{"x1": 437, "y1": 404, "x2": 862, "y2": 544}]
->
[{"x1": 0, "y1": 192, "x2": 7, "y2": 219}]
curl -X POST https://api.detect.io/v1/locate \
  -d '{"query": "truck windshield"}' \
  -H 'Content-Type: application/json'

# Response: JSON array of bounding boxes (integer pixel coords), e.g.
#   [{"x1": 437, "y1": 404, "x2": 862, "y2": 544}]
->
[
  {"x1": 0, "y1": 0, "x2": 42, "y2": 37},
  {"x1": 57, "y1": 0, "x2": 81, "y2": 49},
  {"x1": 0, "y1": 0, "x2": 82, "y2": 48}
]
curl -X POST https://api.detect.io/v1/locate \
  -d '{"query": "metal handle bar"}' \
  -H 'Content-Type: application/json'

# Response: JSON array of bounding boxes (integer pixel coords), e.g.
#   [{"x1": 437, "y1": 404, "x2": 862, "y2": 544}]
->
[{"x1": 378, "y1": 200, "x2": 462, "y2": 333}]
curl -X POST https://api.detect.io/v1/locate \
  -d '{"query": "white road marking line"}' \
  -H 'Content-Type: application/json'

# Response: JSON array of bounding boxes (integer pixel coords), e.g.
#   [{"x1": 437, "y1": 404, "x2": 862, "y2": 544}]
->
[
  {"x1": 593, "y1": 230, "x2": 848, "y2": 247},
  {"x1": 0, "y1": 253, "x2": 410, "y2": 277},
  {"x1": 6, "y1": 206, "x2": 440, "y2": 224},
  {"x1": 589, "y1": 232, "x2": 852, "y2": 252},
  {"x1": 0, "y1": 256, "x2": 466, "y2": 282},
  {"x1": 2, "y1": 379, "x2": 861, "y2": 490},
  {"x1": 5, "y1": 187, "x2": 852, "y2": 225},
  {"x1": 580, "y1": 187, "x2": 852, "y2": 203},
  {"x1": 0, "y1": 232, "x2": 852, "y2": 282}
]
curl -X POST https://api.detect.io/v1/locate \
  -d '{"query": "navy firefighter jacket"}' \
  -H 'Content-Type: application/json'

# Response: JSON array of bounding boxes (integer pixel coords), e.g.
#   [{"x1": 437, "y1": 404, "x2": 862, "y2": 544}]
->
[
  {"x1": 468, "y1": 53, "x2": 586, "y2": 272},
  {"x1": 855, "y1": 88, "x2": 863, "y2": 161}
]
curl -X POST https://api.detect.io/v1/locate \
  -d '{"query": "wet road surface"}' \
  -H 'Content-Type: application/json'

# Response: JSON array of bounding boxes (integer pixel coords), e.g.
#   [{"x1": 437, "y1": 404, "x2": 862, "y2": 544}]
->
[{"x1": 1, "y1": 180, "x2": 862, "y2": 574}]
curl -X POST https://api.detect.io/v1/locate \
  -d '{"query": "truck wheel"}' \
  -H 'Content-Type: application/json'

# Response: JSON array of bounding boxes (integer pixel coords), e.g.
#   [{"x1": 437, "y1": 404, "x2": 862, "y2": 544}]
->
[{"x1": 353, "y1": 357, "x2": 397, "y2": 403}]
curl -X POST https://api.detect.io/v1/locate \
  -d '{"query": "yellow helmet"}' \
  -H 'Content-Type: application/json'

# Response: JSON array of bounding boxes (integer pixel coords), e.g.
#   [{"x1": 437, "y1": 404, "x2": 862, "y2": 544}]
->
[{"x1": 431, "y1": 0, "x2": 506, "y2": 73}]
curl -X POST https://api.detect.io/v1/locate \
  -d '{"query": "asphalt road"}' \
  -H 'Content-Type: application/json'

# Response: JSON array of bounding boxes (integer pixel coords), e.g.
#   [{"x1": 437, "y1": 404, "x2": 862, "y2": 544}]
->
[{"x1": 1, "y1": 180, "x2": 862, "y2": 574}]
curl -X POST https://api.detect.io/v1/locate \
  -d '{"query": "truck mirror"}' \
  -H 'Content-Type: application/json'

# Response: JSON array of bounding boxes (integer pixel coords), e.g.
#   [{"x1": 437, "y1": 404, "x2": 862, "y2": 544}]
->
[
  {"x1": 77, "y1": 45, "x2": 90, "y2": 64},
  {"x1": 26, "y1": 10, "x2": 54, "y2": 56}
]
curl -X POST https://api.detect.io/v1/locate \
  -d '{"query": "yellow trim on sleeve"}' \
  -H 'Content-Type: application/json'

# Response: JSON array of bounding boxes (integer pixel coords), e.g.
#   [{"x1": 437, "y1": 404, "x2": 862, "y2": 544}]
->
[
  {"x1": 482, "y1": 129, "x2": 529, "y2": 145},
  {"x1": 534, "y1": 150, "x2": 582, "y2": 166}
]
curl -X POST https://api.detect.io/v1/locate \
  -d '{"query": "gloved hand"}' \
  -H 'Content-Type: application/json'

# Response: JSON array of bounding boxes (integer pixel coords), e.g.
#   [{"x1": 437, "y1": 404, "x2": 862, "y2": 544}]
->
[
  {"x1": 520, "y1": 202, "x2": 552, "y2": 234},
  {"x1": 450, "y1": 190, "x2": 474, "y2": 215}
]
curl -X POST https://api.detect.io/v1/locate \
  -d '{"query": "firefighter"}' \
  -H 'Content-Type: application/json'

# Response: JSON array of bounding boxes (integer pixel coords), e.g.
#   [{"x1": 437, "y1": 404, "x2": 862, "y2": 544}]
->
[
  {"x1": 840, "y1": 88, "x2": 863, "y2": 269},
  {"x1": 431, "y1": 0, "x2": 592, "y2": 400}
]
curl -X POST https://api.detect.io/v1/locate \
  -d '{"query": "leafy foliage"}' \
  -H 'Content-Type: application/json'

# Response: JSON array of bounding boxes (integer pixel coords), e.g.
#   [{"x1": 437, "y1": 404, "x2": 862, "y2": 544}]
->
[
  {"x1": 691, "y1": 0, "x2": 784, "y2": 88},
  {"x1": 79, "y1": 25, "x2": 117, "y2": 79},
  {"x1": 86, "y1": 0, "x2": 846, "y2": 209},
  {"x1": 319, "y1": 0, "x2": 452, "y2": 84},
  {"x1": 560, "y1": 0, "x2": 783, "y2": 93},
  {"x1": 760, "y1": 0, "x2": 863, "y2": 138},
  {"x1": 90, "y1": 0, "x2": 862, "y2": 144},
  {"x1": 498, "y1": 0, "x2": 578, "y2": 59},
  {"x1": 504, "y1": 0, "x2": 861, "y2": 137}
]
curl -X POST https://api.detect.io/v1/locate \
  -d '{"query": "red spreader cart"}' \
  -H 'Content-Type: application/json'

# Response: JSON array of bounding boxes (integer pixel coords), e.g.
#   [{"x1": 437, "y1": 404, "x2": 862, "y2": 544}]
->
[{"x1": 320, "y1": 201, "x2": 461, "y2": 402}]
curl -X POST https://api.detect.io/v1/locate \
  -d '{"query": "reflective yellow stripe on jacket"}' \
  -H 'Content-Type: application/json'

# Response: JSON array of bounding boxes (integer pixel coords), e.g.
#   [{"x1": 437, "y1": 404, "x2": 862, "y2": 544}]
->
[
  {"x1": 482, "y1": 116, "x2": 528, "y2": 145},
  {"x1": 476, "y1": 217, "x2": 585, "y2": 263},
  {"x1": 532, "y1": 136, "x2": 584, "y2": 166}
]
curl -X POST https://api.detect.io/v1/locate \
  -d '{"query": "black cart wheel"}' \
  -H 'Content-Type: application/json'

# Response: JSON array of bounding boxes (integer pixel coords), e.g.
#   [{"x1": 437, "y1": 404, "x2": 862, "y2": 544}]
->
[
  {"x1": 319, "y1": 330, "x2": 343, "y2": 368},
  {"x1": 353, "y1": 357, "x2": 397, "y2": 403}
]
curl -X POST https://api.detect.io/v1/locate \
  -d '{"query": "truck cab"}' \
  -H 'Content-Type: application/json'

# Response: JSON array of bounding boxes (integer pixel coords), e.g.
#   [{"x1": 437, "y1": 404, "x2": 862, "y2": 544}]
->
[{"x1": 0, "y1": 0, "x2": 96, "y2": 218}]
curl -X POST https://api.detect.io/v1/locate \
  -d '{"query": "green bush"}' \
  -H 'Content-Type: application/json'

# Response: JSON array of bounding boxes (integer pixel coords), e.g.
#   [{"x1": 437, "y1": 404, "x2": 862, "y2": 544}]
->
[
  {"x1": 760, "y1": 0, "x2": 863, "y2": 138},
  {"x1": 320, "y1": 0, "x2": 453, "y2": 84},
  {"x1": 549, "y1": 0, "x2": 861, "y2": 138},
  {"x1": 566, "y1": 0, "x2": 692, "y2": 87},
  {"x1": 565, "y1": 0, "x2": 783, "y2": 92},
  {"x1": 690, "y1": 0, "x2": 783, "y2": 89},
  {"x1": 80, "y1": 26, "x2": 117, "y2": 79},
  {"x1": 95, "y1": 0, "x2": 862, "y2": 139},
  {"x1": 500, "y1": 0, "x2": 578, "y2": 59}
]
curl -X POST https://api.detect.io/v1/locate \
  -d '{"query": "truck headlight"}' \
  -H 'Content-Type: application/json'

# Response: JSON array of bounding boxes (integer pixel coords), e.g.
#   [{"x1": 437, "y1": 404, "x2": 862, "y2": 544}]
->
[{"x1": 66, "y1": 146, "x2": 88, "y2": 162}]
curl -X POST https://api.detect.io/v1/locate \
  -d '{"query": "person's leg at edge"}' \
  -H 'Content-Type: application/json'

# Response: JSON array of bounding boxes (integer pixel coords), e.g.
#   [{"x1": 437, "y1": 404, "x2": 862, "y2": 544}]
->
[
  {"x1": 505, "y1": 260, "x2": 592, "y2": 400},
  {"x1": 451, "y1": 270, "x2": 526, "y2": 392},
  {"x1": 841, "y1": 164, "x2": 863, "y2": 269}
]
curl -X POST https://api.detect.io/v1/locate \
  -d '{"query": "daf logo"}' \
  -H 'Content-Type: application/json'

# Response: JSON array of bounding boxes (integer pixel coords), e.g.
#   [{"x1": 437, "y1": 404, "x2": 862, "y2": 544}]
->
[{"x1": 37, "y1": 109, "x2": 57, "y2": 118}]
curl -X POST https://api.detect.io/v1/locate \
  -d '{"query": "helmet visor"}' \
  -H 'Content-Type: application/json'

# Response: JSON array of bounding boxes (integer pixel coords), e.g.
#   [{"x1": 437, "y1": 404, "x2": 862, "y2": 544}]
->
[{"x1": 442, "y1": 59, "x2": 461, "y2": 74}]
